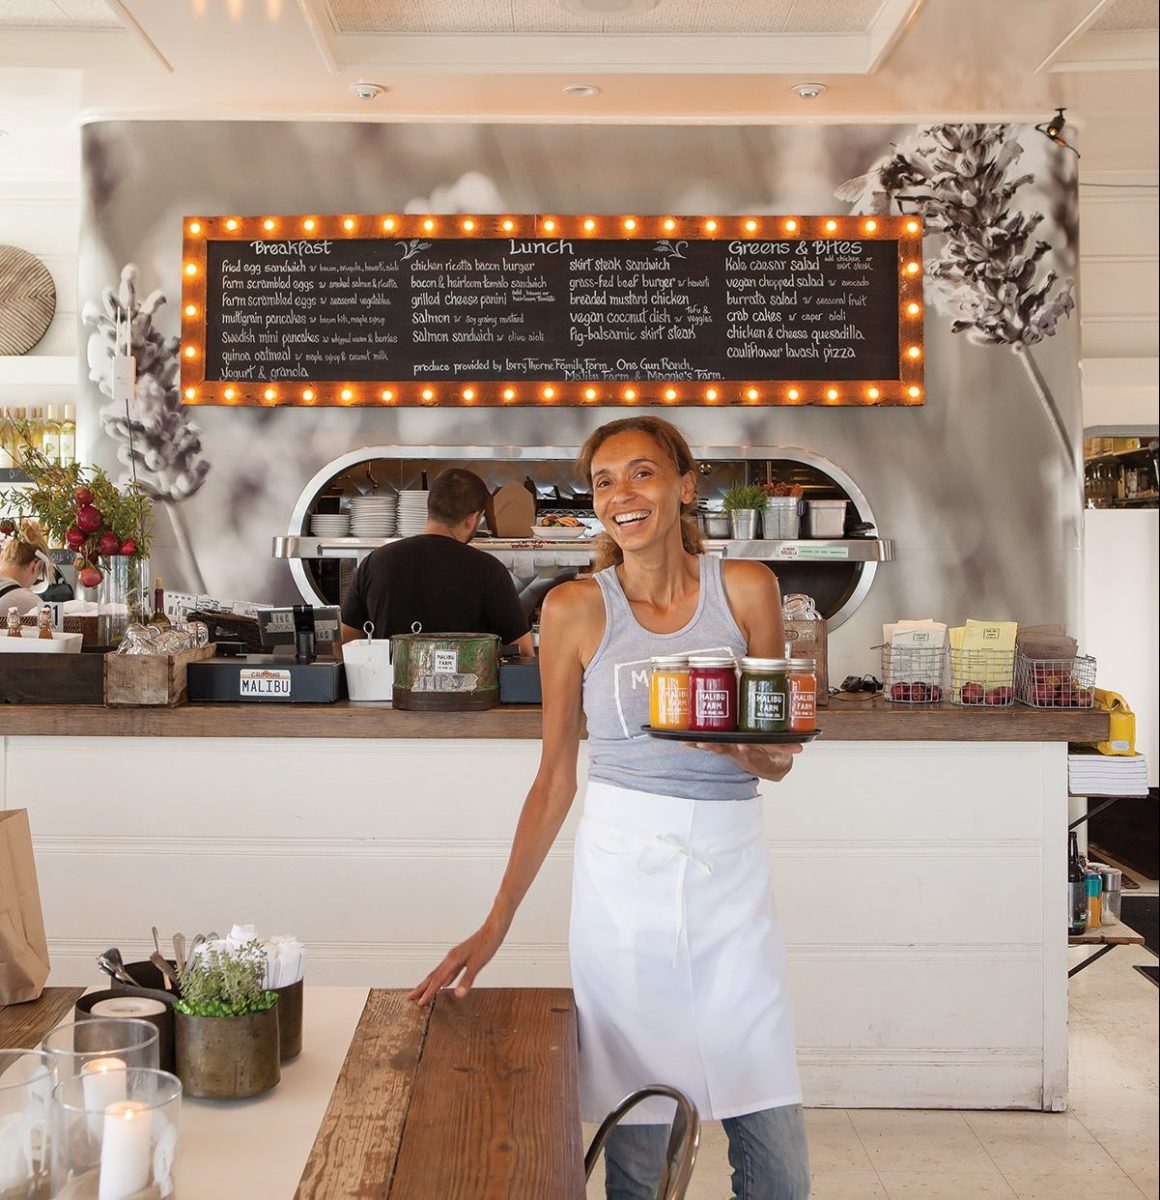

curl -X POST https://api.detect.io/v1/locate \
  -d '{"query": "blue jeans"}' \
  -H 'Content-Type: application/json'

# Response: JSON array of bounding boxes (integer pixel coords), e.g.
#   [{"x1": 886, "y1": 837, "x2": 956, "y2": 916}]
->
[{"x1": 604, "y1": 1103, "x2": 810, "y2": 1200}]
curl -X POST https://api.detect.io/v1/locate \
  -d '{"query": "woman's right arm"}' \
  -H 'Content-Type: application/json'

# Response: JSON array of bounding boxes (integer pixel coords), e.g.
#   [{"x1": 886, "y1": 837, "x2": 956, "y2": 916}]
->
[{"x1": 407, "y1": 582, "x2": 592, "y2": 1005}]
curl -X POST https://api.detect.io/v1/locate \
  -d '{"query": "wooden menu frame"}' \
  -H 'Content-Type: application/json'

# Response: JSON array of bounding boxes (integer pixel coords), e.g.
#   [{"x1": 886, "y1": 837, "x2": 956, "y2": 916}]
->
[{"x1": 179, "y1": 213, "x2": 924, "y2": 408}]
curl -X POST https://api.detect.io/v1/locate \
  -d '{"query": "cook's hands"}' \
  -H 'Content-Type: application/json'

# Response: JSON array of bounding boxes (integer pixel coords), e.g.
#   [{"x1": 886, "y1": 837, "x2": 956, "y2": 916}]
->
[
  {"x1": 694, "y1": 740, "x2": 802, "y2": 782},
  {"x1": 407, "y1": 915, "x2": 507, "y2": 1006}
]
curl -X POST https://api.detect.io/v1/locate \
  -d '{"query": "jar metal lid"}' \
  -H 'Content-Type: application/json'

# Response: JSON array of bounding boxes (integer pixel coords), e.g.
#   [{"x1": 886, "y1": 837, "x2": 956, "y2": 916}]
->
[
  {"x1": 650, "y1": 655, "x2": 689, "y2": 669},
  {"x1": 740, "y1": 657, "x2": 790, "y2": 670},
  {"x1": 786, "y1": 658, "x2": 816, "y2": 670},
  {"x1": 688, "y1": 655, "x2": 736, "y2": 668}
]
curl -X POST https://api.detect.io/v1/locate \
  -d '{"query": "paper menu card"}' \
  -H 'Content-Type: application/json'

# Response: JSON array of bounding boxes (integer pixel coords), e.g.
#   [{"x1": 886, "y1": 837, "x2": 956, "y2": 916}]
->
[
  {"x1": 949, "y1": 621, "x2": 1017, "y2": 691},
  {"x1": 882, "y1": 619, "x2": 947, "y2": 649}
]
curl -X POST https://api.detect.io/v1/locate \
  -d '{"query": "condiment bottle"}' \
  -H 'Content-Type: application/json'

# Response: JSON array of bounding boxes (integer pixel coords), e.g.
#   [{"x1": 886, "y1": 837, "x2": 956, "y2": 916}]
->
[
  {"x1": 739, "y1": 657, "x2": 790, "y2": 733},
  {"x1": 650, "y1": 655, "x2": 690, "y2": 730},
  {"x1": 1068, "y1": 832, "x2": 1087, "y2": 936},
  {"x1": 6, "y1": 605, "x2": 22, "y2": 638},
  {"x1": 786, "y1": 657, "x2": 817, "y2": 733},
  {"x1": 687, "y1": 654, "x2": 738, "y2": 733},
  {"x1": 1085, "y1": 869, "x2": 1102, "y2": 931},
  {"x1": 37, "y1": 604, "x2": 54, "y2": 639}
]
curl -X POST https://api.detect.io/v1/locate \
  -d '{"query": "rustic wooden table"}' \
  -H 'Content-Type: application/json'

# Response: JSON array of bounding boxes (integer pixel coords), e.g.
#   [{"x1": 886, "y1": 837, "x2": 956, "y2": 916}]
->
[
  {"x1": 2, "y1": 986, "x2": 585, "y2": 1199},
  {"x1": 296, "y1": 987, "x2": 586, "y2": 1199}
]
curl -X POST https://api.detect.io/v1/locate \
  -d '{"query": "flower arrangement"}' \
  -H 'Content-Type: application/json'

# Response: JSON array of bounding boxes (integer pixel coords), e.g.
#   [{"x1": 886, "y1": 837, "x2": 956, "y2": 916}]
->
[
  {"x1": 720, "y1": 482, "x2": 769, "y2": 511},
  {"x1": 175, "y1": 940, "x2": 276, "y2": 1019},
  {"x1": 0, "y1": 437, "x2": 152, "y2": 588}
]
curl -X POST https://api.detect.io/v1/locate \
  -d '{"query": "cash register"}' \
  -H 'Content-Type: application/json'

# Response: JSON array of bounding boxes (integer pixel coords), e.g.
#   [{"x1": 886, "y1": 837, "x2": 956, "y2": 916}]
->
[{"x1": 187, "y1": 606, "x2": 347, "y2": 703}]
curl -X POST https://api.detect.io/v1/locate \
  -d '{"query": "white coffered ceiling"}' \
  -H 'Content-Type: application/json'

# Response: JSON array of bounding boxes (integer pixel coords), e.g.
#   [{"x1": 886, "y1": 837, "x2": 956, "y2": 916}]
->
[{"x1": 0, "y1": 0, "x2": 1154, "y2": 138}]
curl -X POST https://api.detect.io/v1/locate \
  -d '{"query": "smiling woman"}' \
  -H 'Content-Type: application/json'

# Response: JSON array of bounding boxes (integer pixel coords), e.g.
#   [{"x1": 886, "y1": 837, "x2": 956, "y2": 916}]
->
[{"x1": 411, "y1": 415, "x2": 810, "y2": 1200}]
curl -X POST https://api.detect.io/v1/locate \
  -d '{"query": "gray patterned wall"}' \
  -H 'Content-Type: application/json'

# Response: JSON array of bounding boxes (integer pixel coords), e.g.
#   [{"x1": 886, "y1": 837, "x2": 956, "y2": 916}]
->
[{"x1": 79, "y1": 121, "x2": 1081, "y2": 675}]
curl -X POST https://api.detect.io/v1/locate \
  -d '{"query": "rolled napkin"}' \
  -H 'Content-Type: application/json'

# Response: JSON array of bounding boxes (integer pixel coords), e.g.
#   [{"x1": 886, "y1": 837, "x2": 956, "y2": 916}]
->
[{"x1": 208, "y1": 926, "x2": 305, "y2": 988}]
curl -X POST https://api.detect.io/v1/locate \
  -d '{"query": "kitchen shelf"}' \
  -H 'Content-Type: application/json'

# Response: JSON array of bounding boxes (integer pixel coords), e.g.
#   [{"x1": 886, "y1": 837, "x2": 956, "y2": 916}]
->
[
  {"x1": 272, "y1": 535, "x2": 894, "y2": 565},
  {"x1": 1084, "y1": 446, "x2": 1158, "y2": 467}
]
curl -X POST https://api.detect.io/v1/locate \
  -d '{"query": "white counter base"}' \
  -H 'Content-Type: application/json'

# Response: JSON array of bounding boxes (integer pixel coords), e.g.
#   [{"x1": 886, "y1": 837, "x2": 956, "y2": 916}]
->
[{"x1": 1, "y1": 735, "x2": 1067, "y2": 1110}]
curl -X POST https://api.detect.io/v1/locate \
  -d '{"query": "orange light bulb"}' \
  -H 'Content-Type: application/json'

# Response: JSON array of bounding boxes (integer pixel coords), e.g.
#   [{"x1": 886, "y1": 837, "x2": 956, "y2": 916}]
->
[
  {"x1": 864, "y1": 219, "x2": 877, "y2": 233},
  {"x1": 183, "y1": 387, "x2": 196, "y2": 400},
  {"x1": 705, "y1": 219, "x2": 718, "y2": 233},
  {"x1": 787, "y1": 388, "x2": 800, "y2": 402},
  {"x1": 225, "y1": 219, "x2": 239, "y2": 231},
  {"x1": 784, "y1": 219, "x2": 797, "y2": 233},
  {"x1": 623, "y1": 218, "x2": 637, "y2": 231},
  {"x1": 184, "y1": 304, "x2": 196, "y2": 317},
  {"x1": 462, "y1": 219, "x2": 475, "y2": 232},
  {"x1": 303, "y1": 218, "x2": 316, "y2": 232},
  {"x1": 262, "y1": 218, "x2": 276, "y2": 232},
  {"x1": 824, "y1": 219, "x2": 837, "y2": 233},
  {"x1": 583, "y1": 219, "x2": 596, "y2": 232}
]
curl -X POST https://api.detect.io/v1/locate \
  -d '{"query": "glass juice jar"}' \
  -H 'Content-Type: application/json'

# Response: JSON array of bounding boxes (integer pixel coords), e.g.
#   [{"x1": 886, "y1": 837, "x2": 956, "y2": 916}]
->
[
  {"x1": 786, "y1": 658, "x2": 817, "y2": 733},
  {"x1": 688, "y1": 655, "x2": 738, "y2": 732},
  {"x1": 739, "y1": 658, "x2": 790, "y2": 733},
  {"x1": 649, "y1": 655, "x2": 690, "y2": 730}
]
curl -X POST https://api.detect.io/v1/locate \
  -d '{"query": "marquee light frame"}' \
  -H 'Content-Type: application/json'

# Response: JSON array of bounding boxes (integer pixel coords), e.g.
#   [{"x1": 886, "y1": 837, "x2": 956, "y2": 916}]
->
[{"x1": 180, "y1": 213, "x2": 924, "y2": 408}]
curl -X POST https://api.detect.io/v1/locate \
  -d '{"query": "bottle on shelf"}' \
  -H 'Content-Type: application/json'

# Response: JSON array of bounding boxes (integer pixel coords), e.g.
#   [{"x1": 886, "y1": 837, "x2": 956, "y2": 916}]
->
[
  {"x1": 148, "y1": 576, "x2": 172, "y2": 628},
  {"x1": 59, "y1": 404, "x2": 77, "y2": 468},
  {"x1": 37, "y1": 604, "x2": 54, "y2": 640},
  {"x1": 1068, "y1": 831, "x2": 1088, "y2": 936},
  {"x1": 1, "y1": 406, "x2": 28, "y2": 468},
  {"x1": 39, "y1": 405, "x2": 62, "y2": 464},
  {"x1": 6, "y1": 605, "x2": 22, "y2": 638}
]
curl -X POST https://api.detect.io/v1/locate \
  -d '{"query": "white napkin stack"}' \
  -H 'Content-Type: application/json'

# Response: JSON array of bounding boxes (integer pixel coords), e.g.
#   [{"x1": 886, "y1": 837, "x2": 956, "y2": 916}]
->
[{"x1": 199, "y1": 924, "x2": 306, "y2": 989}]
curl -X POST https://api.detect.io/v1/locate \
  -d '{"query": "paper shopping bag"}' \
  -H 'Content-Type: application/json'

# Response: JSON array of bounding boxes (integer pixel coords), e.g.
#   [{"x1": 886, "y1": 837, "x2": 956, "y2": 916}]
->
[{"x1": 0, "y1": 809, "x2": 51, "y2": 1005}]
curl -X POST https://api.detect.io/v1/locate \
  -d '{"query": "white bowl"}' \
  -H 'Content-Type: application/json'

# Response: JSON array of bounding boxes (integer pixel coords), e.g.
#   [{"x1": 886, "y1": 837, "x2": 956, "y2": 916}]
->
[{"x1": 532, "y1": 525, "x2": 589, "y2": 541}]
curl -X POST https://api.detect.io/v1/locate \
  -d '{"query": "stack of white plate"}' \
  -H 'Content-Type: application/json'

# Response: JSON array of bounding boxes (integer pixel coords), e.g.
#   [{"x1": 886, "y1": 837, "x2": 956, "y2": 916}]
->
[
  {"x1": 397, "y1": 489, "x2": 429, "y2": 537},
  {"x1": 349, "y1": 494, "x2": 398, "y2": 539},
  {"x1": 310, "y1": 512, "x2": 351, "y2": 538}
]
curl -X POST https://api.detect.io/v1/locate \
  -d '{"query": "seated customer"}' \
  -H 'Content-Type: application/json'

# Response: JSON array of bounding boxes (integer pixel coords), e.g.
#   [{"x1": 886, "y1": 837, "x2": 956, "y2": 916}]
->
[
  {"x1": 0, "y1": 520, "x2": 52, "y2": 617},
  {"x1": 341, "y1": 468, "x2": 534, "y2": 657}
]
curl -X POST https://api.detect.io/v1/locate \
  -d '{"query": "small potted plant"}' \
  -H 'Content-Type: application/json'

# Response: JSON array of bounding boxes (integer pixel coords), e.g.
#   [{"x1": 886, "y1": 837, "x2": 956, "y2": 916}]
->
[
  {"x1": 720, "y1": 482, "x2": 767, "y2": 540},
  {"x1": 173, "y1": 941, "x2": 280, "y2": 1099}
]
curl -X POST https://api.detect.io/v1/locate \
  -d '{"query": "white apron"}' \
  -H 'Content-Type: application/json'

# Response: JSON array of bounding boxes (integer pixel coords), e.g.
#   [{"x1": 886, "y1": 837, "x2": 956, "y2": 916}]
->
[{"x1": 570, "y1": 780, "x2": 801, "y2": 1125}]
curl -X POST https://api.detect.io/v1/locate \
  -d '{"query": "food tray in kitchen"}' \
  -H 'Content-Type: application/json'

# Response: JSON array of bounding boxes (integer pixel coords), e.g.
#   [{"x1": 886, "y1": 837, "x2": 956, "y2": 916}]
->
[{"x1": 641, "y1": 725, "x2": 821, "y2": 744}]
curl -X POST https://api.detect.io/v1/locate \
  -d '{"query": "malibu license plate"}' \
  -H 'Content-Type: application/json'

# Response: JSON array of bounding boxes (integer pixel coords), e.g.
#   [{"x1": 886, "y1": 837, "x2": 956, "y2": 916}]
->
[{"x1": 239, "y1": 668, "x2": 292, "y2": 698}]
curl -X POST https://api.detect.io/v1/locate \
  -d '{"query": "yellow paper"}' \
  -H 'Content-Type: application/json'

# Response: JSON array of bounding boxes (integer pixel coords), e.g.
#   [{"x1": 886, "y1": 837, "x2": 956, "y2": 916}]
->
[{"x1": 953, "y1": 619, "x2": 1017, "y2": 691}]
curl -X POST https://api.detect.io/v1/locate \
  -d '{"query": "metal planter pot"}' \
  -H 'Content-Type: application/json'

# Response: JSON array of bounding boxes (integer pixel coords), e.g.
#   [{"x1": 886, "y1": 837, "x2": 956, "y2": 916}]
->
[
  {"x1": 728, "y1": 510, "x2": 760, "y2": 540},
  {"x1": 174, "y1": 1004, "x2": 281, "y2": 1099}
]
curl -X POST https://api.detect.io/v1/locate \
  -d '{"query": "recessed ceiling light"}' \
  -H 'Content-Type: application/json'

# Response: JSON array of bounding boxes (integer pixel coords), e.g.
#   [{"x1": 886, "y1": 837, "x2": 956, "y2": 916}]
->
[
  {"x1": 563, "y1": 84, "x2": 601, "y2": 97},
  {"x1": 560, "y1": 0, "x2": 657, "y2": 13},
  {"x1": 350, "y1": 82, "x2": 387, "y2": 101},
  {"x1": 791, "y1": 82, "x2": 827, "y2": 100}
]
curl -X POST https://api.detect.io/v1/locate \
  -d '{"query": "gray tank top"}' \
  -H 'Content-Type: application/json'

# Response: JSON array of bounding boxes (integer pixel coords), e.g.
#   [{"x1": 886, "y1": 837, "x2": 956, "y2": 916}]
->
[{"x1": 582, "y1": 555, "x2": 757, "y2": 801}]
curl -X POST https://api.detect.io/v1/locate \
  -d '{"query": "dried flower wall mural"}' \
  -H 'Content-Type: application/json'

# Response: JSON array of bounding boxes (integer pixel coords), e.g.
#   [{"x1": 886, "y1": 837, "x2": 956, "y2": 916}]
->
[
  {"x1": 838, "y1": 124, "x2": 1077, "y2": 470},
  {"x1": 82, "y1": 265, "x2": 210, "y2": 591}
]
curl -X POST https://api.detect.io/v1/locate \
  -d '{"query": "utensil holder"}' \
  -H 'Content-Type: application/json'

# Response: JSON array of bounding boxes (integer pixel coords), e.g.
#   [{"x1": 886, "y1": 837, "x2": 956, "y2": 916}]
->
[
  {"x1": 271, "y1": 979, "x2": 303, "y2": 1062},
  {"x1": 762, "y1": 499, "x2": 801, "y2": 539}
]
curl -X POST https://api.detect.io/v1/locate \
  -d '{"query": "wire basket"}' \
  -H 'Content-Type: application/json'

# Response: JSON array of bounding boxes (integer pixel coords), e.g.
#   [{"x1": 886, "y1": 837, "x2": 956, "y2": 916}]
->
[
  {"x1": 881, "y1": 644, "x2": 946, "y2": 705},
  {"x1": 948, "y1": 648, "x2": 1016, "y2": 707},
  {"x1": 1015, "y1": 654, "x2": 1097, "y2": 708}
]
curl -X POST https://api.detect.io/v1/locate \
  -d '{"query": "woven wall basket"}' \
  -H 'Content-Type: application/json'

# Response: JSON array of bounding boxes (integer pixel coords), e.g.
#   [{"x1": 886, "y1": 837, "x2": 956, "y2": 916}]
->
[{"x1": 0, "y1": 244, "x2": 57, "y2": 355}]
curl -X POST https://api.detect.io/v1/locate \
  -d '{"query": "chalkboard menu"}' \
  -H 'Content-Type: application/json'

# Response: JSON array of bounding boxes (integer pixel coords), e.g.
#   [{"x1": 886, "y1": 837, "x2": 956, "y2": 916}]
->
[{"x1": 180, "y1": 214, "x2": 924, "y2": 407}]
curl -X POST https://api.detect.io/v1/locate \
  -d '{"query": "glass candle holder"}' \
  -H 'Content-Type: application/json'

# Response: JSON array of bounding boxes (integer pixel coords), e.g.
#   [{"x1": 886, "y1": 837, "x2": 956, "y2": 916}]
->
[
  {"x1": 51, "y1": 1068, "x2": 181, "y2": 1200},
  {"x1": 0, "y1": 1050, "x2": 55, "y2": 1200},
  {"x1": 41, "y1": 1020, "x2": 160, "y2": 1085}
]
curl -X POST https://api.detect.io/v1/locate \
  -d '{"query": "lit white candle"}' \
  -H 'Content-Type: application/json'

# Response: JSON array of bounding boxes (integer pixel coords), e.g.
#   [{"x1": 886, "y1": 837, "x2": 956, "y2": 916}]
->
[
  {"x1": 98, "y1": 1100, "x2": 151, "y2": 1200},
  {"x1": 80, "y1": 1058, "x2": 128, "y2": 1114},
  {"x1": 89, "y1": 998, "x2": 167, "y2": 1019}
]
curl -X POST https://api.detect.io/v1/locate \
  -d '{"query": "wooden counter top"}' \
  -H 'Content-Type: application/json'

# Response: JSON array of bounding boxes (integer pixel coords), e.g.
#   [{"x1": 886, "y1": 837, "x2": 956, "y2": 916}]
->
[{"x1": 2, "y1": 698, "x2": 1109, "y2": 742}]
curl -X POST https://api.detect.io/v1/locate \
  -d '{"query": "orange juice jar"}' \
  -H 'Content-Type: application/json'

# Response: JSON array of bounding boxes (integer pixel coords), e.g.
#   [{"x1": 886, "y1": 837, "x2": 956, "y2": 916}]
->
[
  {"x1": 787, "y1": 658, "x2": 817, "y2": 733},
  {"x1": 649, "y1": 655, "x2": 690, "y2": 730}
]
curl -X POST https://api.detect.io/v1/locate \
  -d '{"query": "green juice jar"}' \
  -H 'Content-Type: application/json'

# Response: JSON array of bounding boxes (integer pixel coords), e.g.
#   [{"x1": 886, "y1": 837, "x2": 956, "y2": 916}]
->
[{"x1": 739, "y1": 657, "x2": 791, "y2": 733}]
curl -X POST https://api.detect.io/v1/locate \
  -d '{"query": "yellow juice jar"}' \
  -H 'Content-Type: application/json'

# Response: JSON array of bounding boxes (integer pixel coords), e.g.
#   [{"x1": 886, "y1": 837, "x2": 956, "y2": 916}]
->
[{"x1": 649, "y1": 655, "x2": 690, "y2": 730}]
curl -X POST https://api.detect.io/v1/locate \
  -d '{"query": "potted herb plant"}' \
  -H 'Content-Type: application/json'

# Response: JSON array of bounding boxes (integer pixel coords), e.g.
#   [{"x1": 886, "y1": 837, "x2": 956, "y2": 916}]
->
[
  {"x1": 173, "y1": 941, "x2": 280, "y2": 1099},
  {"x1": 720, "y1": 482, "x2": 767, "y2": 540}
]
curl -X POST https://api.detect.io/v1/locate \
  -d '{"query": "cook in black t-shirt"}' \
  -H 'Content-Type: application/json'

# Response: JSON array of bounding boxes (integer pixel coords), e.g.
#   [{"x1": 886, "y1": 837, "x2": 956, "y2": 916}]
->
[{"x1": 340, "y1": 469, "x2": 534, "y2": 656}]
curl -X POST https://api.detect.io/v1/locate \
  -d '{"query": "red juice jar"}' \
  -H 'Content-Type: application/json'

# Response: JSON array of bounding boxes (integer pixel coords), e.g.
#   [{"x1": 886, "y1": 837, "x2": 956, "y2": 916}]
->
[{"x1": 687, "y1": 654, "x2": 738, "y2": 732}]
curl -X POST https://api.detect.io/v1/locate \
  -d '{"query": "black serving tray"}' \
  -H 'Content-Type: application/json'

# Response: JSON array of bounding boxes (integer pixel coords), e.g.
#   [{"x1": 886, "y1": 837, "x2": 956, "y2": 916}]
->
[{"x1": 641, "y1": 725, "x2": 821, "y2": 744}]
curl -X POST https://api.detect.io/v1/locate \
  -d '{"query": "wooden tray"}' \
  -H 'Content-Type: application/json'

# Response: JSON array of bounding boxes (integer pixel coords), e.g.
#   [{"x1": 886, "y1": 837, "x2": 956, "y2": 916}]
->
[
  {"x1": 105, "y1": 642, "x2": 217, "y2": 707},
  {"x1": 0, "y1": 649, "x2": 106, "y2": 705}
]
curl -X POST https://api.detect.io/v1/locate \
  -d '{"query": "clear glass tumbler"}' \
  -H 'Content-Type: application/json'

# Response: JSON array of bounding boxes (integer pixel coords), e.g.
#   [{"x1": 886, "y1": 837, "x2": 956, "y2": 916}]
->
[
  {"x1": 41, "y1": 1018, "x2": 160, "y2": 1082},
  {"x1": 0, "y1": 1049, "x2": 56, "y2": 1200}
]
